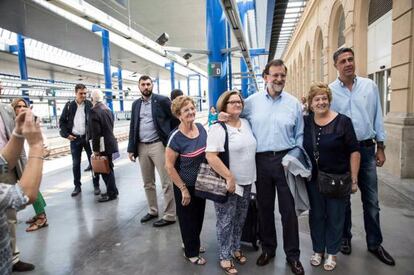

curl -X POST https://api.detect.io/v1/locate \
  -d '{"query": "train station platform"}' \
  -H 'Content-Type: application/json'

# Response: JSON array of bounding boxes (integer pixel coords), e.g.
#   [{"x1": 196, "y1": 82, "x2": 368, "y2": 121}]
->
[{"x1": 13, "y1": 137, "x2": 414, "y2": 275}]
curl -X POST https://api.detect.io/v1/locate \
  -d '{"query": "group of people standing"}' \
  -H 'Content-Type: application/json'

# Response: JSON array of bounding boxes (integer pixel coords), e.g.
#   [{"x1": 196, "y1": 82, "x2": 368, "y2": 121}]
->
[
  {"x1": 0, "y1": 45, "x2": 395, "y2": 275},
  {"x1": 138, "y1": 47, "x2": 394, "y2": 275}
]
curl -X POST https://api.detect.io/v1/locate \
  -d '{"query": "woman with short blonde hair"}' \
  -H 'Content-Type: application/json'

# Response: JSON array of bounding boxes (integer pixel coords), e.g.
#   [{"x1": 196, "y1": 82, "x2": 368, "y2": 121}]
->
[{"x1": 303, "y1": 82, "x2": 360, "y2": 271}]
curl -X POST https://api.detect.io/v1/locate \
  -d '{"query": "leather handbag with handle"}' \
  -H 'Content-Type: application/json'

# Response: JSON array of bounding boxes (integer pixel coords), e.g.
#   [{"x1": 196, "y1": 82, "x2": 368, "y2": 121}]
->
[
  {"x1": 91, "y1": 155, "x2": 110, "y2": 174},
  {"x1": 195, "y1": 122, "x2": 229, "y2": 203}
]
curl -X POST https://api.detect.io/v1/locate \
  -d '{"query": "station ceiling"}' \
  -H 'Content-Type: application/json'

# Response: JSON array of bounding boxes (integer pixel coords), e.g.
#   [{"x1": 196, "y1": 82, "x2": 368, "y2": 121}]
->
[{"x1": 0, "y1": 0, "x2": 225, "y2": 81}]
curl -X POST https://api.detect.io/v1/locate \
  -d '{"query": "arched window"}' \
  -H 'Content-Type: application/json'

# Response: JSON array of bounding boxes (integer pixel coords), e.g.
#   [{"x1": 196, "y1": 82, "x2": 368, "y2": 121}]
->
[
  {"x1": 314, "y1": 27, "x2": 324, "y2": 82},
  {"x1": 304, "y1": 43, "x2": 311, "y2": 90},
  {"x1": 298, "y1": 53, "x2": 303, "y2": 97},
  {"x1": 338, "y1": 11, "x2": 345, "y2": 47}
]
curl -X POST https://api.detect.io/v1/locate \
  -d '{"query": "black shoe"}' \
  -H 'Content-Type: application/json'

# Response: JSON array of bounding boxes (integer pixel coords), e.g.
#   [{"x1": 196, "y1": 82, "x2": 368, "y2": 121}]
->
[
  {"x1": 71, "y1": 186, "x2": 81, "y2": 197},
  {"x1": 340, "y1": 239, "x2": 352, "y2": 255},
  {"x1": 256, "y1": 252, "x2": 275, "y2": 266},
  {"x1": 140, "y1": 213, "x2": 158, "y2": 223},
  {"x1": 12, "y1": 261, "x2": 35, "y2": 272},
  {"x1": 369, "y1": 245, "x2": 395, "y2": 266},
  {"x1": 84, "y1": 165, "x2": 92, "y2": 172},
  {"x1": 97, "y1": 195, "x2": 117, "y2": 203},
  {"x1": 94, "y1": 186, "x2": 101, "y2": 196},
  {"x1": 286, "y1": 259, "x2": 305, "y2": 275},
  {"x1": 153, "y1": 219, "x2": 176, "y2": 227}
]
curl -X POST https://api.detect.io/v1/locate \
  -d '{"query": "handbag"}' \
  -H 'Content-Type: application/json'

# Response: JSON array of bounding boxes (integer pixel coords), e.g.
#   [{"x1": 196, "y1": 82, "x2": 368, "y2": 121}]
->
[
  {"x1": 195, "y1": 122, "x2": 229, "y2": 203},
  {"x1": 91, "y1": 155, "x2": 110, "y2": 174},
  {"x1": 310, "y1": 114, "x2": 351, "y2": 198}
]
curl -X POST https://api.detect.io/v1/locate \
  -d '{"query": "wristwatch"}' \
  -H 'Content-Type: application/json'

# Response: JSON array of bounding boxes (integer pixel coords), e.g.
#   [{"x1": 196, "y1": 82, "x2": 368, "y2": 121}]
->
[{"x1": 376, "y1": 141, "x2": 386, "y2": 150}]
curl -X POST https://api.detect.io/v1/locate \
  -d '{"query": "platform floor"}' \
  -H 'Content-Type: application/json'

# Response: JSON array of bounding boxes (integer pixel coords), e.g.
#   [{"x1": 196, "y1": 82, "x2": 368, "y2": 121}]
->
[{"x1": 13, "y1": 140, "x2": 414, "y2": 275}]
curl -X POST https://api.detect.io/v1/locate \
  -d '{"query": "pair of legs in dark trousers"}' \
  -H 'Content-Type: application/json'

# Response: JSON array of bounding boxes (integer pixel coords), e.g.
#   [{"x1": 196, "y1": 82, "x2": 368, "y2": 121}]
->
[
  {"x1": 70, "y1": 136, "x2": 99, "y2": 188},
  {"x1": 256, "y1": 151, "x2": 300, "y2": 261},
  {"x1": 96, "y1": 156, "x2": 118, "y2": 198},
  {"x1": 173, "y1": 185, "x2": 206, "y2": 258},
  {"x1": 307, "y1": 180, "x2": 346, "y2": 254},
  {"x1": 343, "y1": 145, "x2": 383, "y2": 249}
]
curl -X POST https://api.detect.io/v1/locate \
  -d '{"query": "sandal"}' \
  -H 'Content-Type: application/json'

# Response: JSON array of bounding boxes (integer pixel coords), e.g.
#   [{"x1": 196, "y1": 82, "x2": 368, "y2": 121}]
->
[
  {"x1": 310, "y1": 252, "x2": 323, "y2": 267},
  {"x1": 185, "y1": 255, "x2": 206, "y2": 265},
  {"x1": 25, "y1": 216, "x2": 38, "y2": 224},
  {"x1": 26, "y1": 215, "x2": 48, "y2": 232},
  {"x1": 323, "y1": 254, "x2": 337, "y2": 271},
  {"x1": 233, "y1": 250, "x2": 247, "y2": 265},
  {"x1": 220, "y1": 260, "x2": 238, "y2": 275}
]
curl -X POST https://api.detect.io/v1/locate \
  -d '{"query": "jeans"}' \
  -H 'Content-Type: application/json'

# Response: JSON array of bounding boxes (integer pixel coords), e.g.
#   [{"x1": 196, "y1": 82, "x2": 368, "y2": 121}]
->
[
  {"x1": 307, "y1": 180, "x2": 346, "y2": 255},
  {"x1": 343, "y1": 145, "x2": 383, "y2": 249},
  {"x1": 70, "y1": 137, "x2": 99, "y2": 187}
]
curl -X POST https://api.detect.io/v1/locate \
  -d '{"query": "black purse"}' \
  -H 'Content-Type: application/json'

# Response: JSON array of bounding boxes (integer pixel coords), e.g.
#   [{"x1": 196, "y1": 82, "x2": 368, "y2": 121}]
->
[{"x1": 310, "y1": 115, "x2": 351, "y2": 198}]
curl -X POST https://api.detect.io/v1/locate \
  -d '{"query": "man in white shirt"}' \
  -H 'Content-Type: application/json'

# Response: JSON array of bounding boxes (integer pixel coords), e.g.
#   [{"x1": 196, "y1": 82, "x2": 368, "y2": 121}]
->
[{"x1": 59, "y1": 84, "x2": 100, "y2": 197}]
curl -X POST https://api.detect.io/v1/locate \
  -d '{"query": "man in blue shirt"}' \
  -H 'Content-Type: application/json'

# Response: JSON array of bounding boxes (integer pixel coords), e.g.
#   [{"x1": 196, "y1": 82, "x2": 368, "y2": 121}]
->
[
  {"x1": 330, "y1": 47, "x2": 395, "y2": 266},
  {"x1": 243, "y1": 60, "x2": 304, "y2": 274}
]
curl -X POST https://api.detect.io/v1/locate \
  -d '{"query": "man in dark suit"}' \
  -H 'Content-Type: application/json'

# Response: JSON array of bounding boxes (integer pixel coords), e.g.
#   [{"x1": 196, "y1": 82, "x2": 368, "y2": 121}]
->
[
  {"x1": 59, "y1": 84, "x2": 100, "y2": 197},
  {"x1": 88, "y1": 90, "x2": 119, "y2": 202},
  {"x1": 128, "y1": 75, "x2": 177, "y2": 227}
]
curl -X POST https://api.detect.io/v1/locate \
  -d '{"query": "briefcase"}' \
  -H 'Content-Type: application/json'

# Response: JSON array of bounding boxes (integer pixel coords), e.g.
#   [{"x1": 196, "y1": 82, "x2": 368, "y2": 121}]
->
[{"x1": 91, "y1": 155, "x2": 110, "y2": 174}]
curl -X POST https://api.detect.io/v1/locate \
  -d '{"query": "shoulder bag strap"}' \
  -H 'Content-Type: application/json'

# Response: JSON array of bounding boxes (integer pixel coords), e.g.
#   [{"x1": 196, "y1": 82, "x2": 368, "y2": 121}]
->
[
  {"x1": 218, "y1": 121, "x2": 230, "y2": 168},
  {"x1": 310, "y1": 113, "x2": 319, "y2": 168}
]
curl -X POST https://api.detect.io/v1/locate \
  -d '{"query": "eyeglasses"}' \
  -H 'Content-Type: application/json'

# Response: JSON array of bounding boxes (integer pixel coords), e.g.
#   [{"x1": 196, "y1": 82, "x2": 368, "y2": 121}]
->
[{"x1": 227, "y1": 100, "x2": 242, "y2": 105}]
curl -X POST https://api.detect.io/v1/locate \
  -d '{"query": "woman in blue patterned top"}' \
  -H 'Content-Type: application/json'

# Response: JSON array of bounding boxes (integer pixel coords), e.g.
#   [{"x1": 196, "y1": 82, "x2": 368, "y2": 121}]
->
[
  {"x1": 0, "y1": 109, "x2": 44, "y2": 274},
  {"x1": 165, "y1": 96, "x2": 207, "y2": 265}
]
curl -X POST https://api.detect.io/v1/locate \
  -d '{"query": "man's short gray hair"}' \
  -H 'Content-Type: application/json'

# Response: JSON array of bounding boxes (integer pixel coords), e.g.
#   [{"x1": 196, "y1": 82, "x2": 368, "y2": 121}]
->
[{"x1": 91, "y1": 89, "x2": 104, "y2": 103}]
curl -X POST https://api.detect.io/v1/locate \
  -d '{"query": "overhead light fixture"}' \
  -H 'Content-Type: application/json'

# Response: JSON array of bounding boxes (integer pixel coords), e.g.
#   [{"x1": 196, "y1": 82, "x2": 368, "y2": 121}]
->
[
  {"x1": 183, "y1": 53, "x2": 192, "y2": 60},
  {"x1": 156, "y1": 32, "x2": 169, "y2": 46}
]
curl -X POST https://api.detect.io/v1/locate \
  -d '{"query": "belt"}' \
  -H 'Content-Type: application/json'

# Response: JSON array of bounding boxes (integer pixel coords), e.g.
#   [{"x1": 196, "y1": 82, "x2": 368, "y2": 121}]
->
[
  {"x1": 73, "y1": 134, "x2": 86, "y2": 139},
  {"x1": 141, "y1": 139, "x2": 161, "y2": 145},
  {"x1": 359, "y1": 139, "x2": 375, "y2": 147},
  {"x1": 256, "y1": 149, "x2": 290, "y2": 156}
]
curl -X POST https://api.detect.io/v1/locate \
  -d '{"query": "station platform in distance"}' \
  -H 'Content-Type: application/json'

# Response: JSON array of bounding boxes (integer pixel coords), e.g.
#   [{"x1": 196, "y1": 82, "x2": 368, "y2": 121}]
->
[{"x1": 16, "y1": 127, "x2": 414, "y2": 275}]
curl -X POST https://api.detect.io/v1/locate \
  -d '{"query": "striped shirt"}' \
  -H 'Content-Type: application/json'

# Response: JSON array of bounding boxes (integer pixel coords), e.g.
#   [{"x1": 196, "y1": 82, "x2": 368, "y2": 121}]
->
[{"x1": 167, "y1": 123, "x2": 207, "y2": 186}]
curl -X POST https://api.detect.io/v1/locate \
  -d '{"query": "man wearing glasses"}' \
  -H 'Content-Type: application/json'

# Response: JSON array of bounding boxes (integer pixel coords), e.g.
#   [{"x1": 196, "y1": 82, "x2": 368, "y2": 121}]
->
[
  {"x1": 242, "y1": 60, "x2": 304, "y2": 274},
  {"x1": 59, "y1": 84, "x2": 100, "y2": 197}
]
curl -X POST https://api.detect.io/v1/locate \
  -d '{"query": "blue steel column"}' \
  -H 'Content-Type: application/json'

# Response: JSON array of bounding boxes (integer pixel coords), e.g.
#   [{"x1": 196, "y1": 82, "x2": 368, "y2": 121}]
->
[
  {"x1": 170, "y1": 62, "x2": 175, "y2": 91},
  {"x1": 50, "y1": 79, "x2": 57, "y2": 117},
  {"x1": 118, "y1": 67, "x2": 124, "y2": 112},
  {"x1": 187, "y1": 77, "x2": 190, "y2": 96},
  {"x1": 102, "y1": 29, "x2": 113, "y2": 111},
  {"x1": 197, "y1": 75, "x2": 202, "y2": 111},
  {"x1": 238, "y1": 5, "x2": 248, "y2": 98},
  {"x1": 207, "y1": 0, "x2": 227, "y2": 107},
  {"x1": 227, "y1": 23, "x2": 232, "y2": 90},
  {"x1": 17, "y1": 34, "x2": 29, "y2": 102},
  {"x1": 156, "y1": 78, "x2": 160, "y2": 94},
  {"x1": 92, "y1": 24, "x2": 113, "y2": 111}
]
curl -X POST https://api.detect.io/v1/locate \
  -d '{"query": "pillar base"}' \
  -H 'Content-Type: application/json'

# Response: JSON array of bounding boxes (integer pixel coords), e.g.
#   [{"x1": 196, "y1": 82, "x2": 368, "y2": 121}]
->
[{"x1": 383, "y1": 112, "x2": 414, "y2": 178}]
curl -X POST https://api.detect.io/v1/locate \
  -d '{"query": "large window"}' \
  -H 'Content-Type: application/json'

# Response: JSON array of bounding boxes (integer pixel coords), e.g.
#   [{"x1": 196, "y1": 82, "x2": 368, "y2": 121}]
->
[
  {"x1": 338, "y1": 11, "x2": 345, "y2": 47},
  {"x1": 368, "y1": 69, "x2": 391, "y2": 115}
]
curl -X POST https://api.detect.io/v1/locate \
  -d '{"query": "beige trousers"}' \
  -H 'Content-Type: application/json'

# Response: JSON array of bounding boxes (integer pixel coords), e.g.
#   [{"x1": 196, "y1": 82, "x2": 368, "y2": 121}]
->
[{"x1": 137, "y1": 141, "x2": 176, "y2": 221}]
